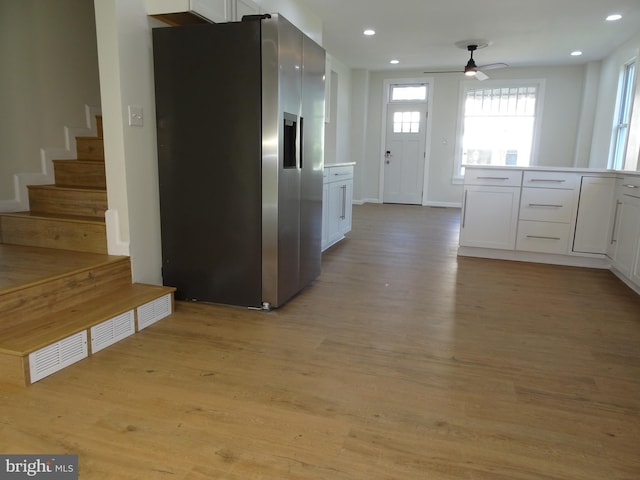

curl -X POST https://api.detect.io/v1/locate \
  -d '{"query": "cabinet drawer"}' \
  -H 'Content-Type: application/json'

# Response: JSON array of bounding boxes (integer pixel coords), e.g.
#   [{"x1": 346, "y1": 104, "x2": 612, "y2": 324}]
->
[
  {"x1": 620, "y1": 176, "x2": 640, "y2": 198},
  {"x1": 522, "y1": 171, "x2": 579, "y2": 189},
  {"x1": 325, "y1": 165, "x2": 353, "y2": 183},
  {"x1": 519, "y1": 188, "x2": 576, "y2": 223},
  {"x1": 464, "y1": 168, "x2": 522, "y2": 187},
  {"x1": 516, "y1": 221, "x2": 571, "y2": 254}
]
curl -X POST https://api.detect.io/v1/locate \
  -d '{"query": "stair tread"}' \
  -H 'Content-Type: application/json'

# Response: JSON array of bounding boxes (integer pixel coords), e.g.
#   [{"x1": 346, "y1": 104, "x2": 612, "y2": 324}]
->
[
  {"x1": 27, "y1": 184, "x2": 106, "y2": 192},
  {"x1": 0, "y1": 244, "x2": 126, "y2": 295},
  {"x1": 1, "y1": 211, "x2": 106, "y2": 225},
  {"x1": 53, "y1": 159, "x2": 104, "y2": 164},
  {"x1": 0, "y1": 283, "x2": 176, "y2": 356}
]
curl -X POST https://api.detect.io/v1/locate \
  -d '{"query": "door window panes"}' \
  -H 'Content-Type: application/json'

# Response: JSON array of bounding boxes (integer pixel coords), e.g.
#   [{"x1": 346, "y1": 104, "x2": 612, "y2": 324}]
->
[{"x1": 393, "y1": 111, "x2": 421, "y2": 133}]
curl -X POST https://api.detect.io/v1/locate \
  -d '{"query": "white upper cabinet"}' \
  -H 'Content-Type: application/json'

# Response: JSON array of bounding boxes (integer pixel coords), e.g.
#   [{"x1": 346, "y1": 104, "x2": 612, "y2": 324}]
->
[
  {"x1": 191, "y1": 0, "x2": 230, "y2": 22},
  {"x1": 235, "y1": 0, "x2": 261, "y2": 19},
  {"x1": 147, "y1": 0, "x2": 259, "y2": 22}
]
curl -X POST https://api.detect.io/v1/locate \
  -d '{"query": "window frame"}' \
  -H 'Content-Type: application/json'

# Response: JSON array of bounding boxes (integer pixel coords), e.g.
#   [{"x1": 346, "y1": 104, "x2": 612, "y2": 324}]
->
[
  {"x1": 610, "y1": 59, "x2": 637, "y2": 170},
  {"x1": 452, "y1": 78, "x2": 545, "y2": 183}
]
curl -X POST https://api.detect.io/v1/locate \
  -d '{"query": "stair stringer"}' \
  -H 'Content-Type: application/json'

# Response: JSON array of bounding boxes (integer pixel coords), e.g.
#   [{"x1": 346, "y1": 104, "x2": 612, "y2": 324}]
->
[{"x1": 0, "y1": 105, "x2": 102, "y2": 213}]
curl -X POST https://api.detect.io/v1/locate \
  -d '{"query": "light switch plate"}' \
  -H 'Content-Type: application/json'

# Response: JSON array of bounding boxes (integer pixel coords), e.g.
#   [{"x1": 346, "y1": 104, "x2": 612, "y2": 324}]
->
[{"x1": 128, "y1": 105, "x2": 143, "y2": 127}]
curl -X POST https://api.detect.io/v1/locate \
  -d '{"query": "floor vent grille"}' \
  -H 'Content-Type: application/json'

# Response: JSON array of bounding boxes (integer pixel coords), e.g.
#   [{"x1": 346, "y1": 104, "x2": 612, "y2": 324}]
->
[
  {"x1": 91, "y1": 310, "x2": 135, "y2": 354},
  {"x1": 137, "y1": 294, "x2": 172, "y2": 330},
  {"x1": 29, "y1": 331, "x2": 88, "y2": 383}
]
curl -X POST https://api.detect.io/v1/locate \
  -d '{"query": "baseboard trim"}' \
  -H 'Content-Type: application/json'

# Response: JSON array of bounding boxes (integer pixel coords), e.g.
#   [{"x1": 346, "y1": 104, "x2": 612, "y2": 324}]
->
[
  {"x1": 423, "y1": 201, "x2": 462, "y2": 208},
  {"x1": 457, "y1": 246, "x2": 611, "y2": 269}
]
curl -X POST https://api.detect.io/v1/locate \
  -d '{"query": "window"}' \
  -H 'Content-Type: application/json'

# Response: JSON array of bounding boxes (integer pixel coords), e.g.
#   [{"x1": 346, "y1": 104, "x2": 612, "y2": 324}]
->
[
  {"x1": 455, "y1": 81, "x2": 542, "y2": 178},
  {"x1": 610, "y1": 60, "x2": 636, "y2": 170},
  {"x1": 390, "y1": 84, "x2": 427, "y2": 102}
]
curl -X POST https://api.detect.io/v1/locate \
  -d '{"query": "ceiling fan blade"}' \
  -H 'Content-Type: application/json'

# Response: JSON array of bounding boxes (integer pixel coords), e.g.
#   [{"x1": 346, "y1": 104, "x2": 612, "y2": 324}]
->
[
  {"x1": 475, "y1": 71, "x2": 489, "y2": 81},
  {"x1": 423, "y1": 70, "x2": 463, "y2": 74},
  {"x1": 478, "y1": 62, "x2": 508, "y2": 71}
]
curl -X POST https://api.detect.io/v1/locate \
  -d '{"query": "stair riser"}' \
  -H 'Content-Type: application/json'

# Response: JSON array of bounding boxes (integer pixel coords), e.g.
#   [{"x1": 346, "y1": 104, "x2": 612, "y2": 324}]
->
[
  {"x1": 28, "y1": 187, "x2": 107, "y2": 218},
  {"x1": 76, "y1": 137, "x2": 104, "y2": 161},
  {"x1": 0, "y1": 288, "x2": 174, "y2": 386},
  {"x1": 54, "y1": 161, "x2": 106, "y2": 189},
  {"x1": 0, "y1": 259, "x2": 132, "y2": 328},
  {"x1": 0, "y1": 216, "x2": 107, "y2": 254},
  {"x1": 0, "y1": 354, "x2": 28, "y2": 386}
]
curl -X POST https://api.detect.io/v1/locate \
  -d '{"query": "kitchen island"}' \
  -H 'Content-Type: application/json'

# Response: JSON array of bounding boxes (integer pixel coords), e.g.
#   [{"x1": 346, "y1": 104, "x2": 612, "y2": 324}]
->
[{"x1": 458, "y1": 165, "x2": 640, "y2": 295}]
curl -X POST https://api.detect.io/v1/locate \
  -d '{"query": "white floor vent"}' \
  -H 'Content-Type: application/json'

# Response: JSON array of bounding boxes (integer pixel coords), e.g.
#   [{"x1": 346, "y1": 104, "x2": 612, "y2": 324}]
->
[
  {"x1": 29, "y1": 331, "x2": 88, "y2": 384},
  {"x1": 91, "y1": 310, "x2": 135, "y2": 354},
  {"x1": 137, "y1": 294, "x2": 172, "y2": 331}
]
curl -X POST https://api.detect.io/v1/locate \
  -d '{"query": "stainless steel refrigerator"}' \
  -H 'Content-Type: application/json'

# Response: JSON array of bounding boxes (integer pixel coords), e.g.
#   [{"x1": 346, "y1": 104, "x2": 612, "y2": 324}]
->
[{"x1": 152, "y1": 14, "x2": 325, "y2": 309}]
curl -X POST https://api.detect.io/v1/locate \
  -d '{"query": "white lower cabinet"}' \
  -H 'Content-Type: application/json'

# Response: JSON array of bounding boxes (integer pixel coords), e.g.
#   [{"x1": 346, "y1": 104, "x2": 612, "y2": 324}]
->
[
  {"x1": 516, "y1": 171, "x2": 578, "y2": 255},
  {"x1": 460, "y1": 186, "x2": 521, "y2": 249},
  {"x1": 573, "y1": 176, "x2": 616, "y2": 254},
  {"x1": 322, "y1": 164, "x2": 354, "y2": 251},
  {"x1": 608, "y1": 180, "x2": 640, "y2": 284},
  {"x1": 459, "y1": 168, "x2": 522, "y2": 249}
]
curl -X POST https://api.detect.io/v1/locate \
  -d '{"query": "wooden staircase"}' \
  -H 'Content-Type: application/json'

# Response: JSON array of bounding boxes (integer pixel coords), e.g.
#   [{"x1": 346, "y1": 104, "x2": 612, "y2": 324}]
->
[{"x1": 0, "y1": 116, "x2": 175, "y2": 386}]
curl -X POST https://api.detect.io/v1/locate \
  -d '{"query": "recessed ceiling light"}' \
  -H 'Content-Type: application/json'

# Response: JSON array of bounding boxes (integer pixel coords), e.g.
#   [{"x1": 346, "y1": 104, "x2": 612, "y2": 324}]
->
[
  {"x1": 606, "y1": 14, "x2": 622, "y2": 21},
  {"x1": 363, "y1": 29, "x2": 376, "y2": 36},
  {"x1": 390, "y1": 59, "x2": 399, "y2": 64},
  {"x1": 571, "y1": 50, "x2": 583, "y2": 56}
]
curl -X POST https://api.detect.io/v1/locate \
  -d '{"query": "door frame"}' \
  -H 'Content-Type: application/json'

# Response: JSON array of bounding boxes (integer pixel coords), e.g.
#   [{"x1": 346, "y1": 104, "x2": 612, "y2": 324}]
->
[{"x1": 379, "y1": 76, "x2": 434, "y2": 205}]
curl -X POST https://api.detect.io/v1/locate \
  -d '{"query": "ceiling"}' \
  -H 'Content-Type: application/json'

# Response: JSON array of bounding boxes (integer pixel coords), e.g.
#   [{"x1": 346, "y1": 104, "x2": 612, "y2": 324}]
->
[{"x1": 297, "y1": 0, "x2": 640, "y2": 72}]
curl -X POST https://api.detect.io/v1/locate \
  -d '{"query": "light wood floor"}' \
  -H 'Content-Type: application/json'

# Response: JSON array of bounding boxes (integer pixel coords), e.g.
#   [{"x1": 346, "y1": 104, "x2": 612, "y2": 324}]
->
[{"x1": 1, "y1": 204, "x2": 639, "y2": 479}]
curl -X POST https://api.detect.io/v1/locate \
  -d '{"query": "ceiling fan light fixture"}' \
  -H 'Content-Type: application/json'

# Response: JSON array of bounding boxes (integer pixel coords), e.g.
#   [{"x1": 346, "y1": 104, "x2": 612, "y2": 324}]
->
[{"x1": 464, "y1": 58, "x2": 477, "y2": 76}]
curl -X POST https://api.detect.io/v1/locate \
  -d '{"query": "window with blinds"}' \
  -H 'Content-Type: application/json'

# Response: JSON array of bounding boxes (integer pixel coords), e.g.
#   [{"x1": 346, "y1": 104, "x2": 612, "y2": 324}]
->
[{"x1": 456, "y1": 83, "x2": 541, "y2": 177}]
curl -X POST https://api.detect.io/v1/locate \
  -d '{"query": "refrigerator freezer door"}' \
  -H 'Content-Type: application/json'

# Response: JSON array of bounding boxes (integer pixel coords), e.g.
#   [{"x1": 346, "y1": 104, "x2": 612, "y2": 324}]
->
[{"x1": 153, "y1": 22, "x2": 264, "y2": 307}]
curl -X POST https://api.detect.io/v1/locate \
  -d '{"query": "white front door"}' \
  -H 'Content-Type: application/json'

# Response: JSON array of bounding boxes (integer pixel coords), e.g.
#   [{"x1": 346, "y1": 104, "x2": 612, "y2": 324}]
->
[{"x1": 383, "y1": 103, "x2": 427, "y2": 204}]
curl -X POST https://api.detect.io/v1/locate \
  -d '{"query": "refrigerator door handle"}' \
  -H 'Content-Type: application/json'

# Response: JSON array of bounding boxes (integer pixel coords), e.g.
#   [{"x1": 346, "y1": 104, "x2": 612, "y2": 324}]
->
[{"x1": 299, "y1": 116, "x2": 304, "y2": 169}]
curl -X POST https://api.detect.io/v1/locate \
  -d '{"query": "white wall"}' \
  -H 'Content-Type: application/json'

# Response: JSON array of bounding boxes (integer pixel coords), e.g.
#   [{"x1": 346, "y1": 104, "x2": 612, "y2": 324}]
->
[
  {"x1": 0, "y1": 0, "x2": 101, "y2": 202},
  {"x1": 94, "y1": 0, "x2": 166, "y2": 284},
  {"x1": 324, "y1": 54, "x2": 352, "y2": 165},
  {"x1": 353, "y1": 64, "x2": 588, "y2": 205}
]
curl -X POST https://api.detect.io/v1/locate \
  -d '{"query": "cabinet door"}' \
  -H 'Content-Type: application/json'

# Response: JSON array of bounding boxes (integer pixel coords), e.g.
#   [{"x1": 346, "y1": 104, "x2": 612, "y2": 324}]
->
[
  {"x1": 327, "y1": 181, "x2": 344, "y2": 246},
  {"x1": 610, "y1": 193, "x2": 640, "y2": 279},
  {"x1": 339, "y1": 180, "x2": 353, "y2": 236},
  {"x1": 573, "y1": 176, "x2": 615, "y2": 254},
  {"x1": 460, "y1": 186, "x2": 520, "y2": 249}
]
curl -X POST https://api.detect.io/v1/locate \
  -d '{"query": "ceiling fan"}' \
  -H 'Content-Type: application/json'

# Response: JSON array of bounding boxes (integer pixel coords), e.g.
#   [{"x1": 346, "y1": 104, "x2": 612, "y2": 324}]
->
[{"x1": 424, "y1": 43, "x2": 508, "y2": 80}]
